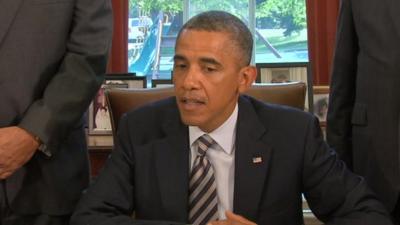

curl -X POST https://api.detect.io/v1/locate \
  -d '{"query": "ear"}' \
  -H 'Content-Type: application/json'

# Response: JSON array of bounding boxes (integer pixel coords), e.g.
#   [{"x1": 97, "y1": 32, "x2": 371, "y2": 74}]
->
[{"x1": 238, "y1": 65, "x2": 257, "y2": 93}]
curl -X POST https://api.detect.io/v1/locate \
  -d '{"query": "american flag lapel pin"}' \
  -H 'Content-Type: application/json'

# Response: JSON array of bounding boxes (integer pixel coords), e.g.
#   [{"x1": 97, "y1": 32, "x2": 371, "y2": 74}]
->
[{"x1": 252, "y1": 156, "x2": 262, "y2": 164}]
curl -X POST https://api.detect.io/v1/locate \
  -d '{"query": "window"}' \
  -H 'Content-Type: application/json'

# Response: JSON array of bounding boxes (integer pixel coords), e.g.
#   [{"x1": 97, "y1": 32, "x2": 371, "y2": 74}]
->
[
  {"x1": 255, "y1": 0, "x2": 308, "y2": 63},
  {"x1": 128, "y1": 0, "x2": 183, "y2": 79},
  {"x1": 128, "y1": 0, "x2": 308, "y2": 80},
  {"x1": 189, "y1": 1, "x2": 249, "y2": 22}
]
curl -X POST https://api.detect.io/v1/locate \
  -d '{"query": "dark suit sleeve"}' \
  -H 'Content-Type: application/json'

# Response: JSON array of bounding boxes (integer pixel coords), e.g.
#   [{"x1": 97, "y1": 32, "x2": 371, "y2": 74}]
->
[
  {"x1": 302, "y1": 117, "x2": 392, "y2": 225},
  {"x1": 70, "y1": 115, "x2": 186, "y2": 225},
  {"x1": 18, "y1": 0, "x2": 113, "y2": 155},
  {"x1": 326, "y1": 0, "x2": 358, "y2": 168}
]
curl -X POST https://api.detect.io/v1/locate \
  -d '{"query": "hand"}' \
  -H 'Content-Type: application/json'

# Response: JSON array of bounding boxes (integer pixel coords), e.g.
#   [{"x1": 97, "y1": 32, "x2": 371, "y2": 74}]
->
[
  {"x1": 208, "y1": 211, "x2": 257, "y2": 225},
  {"x1": 0, "y1": 126, "x2": 39, "y2": 179}
]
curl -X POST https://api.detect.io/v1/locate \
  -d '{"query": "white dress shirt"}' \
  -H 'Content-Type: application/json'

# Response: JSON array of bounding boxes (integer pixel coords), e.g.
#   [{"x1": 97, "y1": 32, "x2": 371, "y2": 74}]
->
[{"x1": 189, "y1": 103, "x2": 238, "y2": 220}]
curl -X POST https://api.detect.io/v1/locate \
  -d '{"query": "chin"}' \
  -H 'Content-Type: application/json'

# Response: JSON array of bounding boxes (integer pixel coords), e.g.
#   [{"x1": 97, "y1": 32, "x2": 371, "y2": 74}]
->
[{"x1": 179, "y1": 114, "x2": 204, "y2": 127}]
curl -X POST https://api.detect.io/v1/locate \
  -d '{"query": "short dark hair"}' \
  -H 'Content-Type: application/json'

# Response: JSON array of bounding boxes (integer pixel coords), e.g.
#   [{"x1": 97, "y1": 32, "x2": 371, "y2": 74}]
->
[{"x1": 176, "y1": 11, "x2": 253, "y2": 66}]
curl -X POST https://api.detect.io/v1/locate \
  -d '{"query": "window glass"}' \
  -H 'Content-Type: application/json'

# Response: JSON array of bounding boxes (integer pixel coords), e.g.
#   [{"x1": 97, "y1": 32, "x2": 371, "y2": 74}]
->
[
  {"x1": 255, "y1": 0, "x2": 308, "y2": 63},
  {"x1": 128, "y1": 0, "x2": 183, "y2": 79},
  {"x1": 128, "y1": 0, "x2": 308, "y2": 80},
  {"x1": 189, "y1": 0, "x2": 249, "y2": 23}
]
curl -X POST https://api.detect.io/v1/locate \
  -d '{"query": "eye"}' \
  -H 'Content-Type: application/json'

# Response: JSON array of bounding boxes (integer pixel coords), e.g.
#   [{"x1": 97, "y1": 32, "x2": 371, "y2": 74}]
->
[
  {"x1": 206, "y1": 67, "x2": 215, "y2": 72},
  {"x1": 174, "y1": 63, "x2": 187, "y2": 70},
  {"x1": 203, "y1": 66, "x2": 217, "y2": 73}
]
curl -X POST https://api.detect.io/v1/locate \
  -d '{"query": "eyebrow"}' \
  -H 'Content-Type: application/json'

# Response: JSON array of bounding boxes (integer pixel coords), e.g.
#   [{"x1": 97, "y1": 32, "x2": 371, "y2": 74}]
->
[
  {"x1": 173, "y1": 55, "x2": 186, "y2": 61},
  {"x1": 173, "y1": 54, "x2": 223, "y2": 67},
  {"x1": 199, "y1": 57, "x2": 222, "y2": 67}
]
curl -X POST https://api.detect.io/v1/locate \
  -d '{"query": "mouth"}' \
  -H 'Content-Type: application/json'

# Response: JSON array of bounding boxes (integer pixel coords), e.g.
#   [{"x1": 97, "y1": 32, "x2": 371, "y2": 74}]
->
[{"x1": 178, "y1": 96, "x2": 206, "y2": 110}]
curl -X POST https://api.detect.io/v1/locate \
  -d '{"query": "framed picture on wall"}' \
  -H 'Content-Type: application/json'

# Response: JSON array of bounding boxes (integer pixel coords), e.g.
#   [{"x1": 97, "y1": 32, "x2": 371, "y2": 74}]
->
[
  {"x1": 256, "y1": 62, "x2": 313, "y2": 111},
  {"x1": 313, "y1": 85, "x2": 330, "y2": 126},
  {"x1": 151, "y1": 79, "x2": 173, "y2": 88},
  {"x1": 88, "y1": 74, "x2": 146, "y2": 135}
]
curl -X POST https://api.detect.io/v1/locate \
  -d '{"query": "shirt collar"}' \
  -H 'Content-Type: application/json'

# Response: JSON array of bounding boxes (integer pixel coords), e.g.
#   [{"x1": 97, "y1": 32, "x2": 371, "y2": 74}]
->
[{"x1": 189, "y1": 103, "x2": 238, "y2": 155}]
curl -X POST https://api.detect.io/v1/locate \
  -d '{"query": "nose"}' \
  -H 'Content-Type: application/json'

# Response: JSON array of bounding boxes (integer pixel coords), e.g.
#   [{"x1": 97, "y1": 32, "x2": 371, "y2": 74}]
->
[{"x1": 181, "y1": 66, "x2": 201, "y2": 90}]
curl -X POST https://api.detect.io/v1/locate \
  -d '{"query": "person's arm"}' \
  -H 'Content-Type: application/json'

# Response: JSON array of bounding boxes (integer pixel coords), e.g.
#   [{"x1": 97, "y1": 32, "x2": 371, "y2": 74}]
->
[
  {"x1": 0, "y1": 126, "x2": 39, "y2": 179},
  {"x1": 18, "y1": 0, "x2": 113, "y2": 156},
  {"x1": 302, "y1": 117, "x2": 392, "y2": 225},
  {"x1": 0, "y1": 0, "x2": 113, "y2": 179},
  {"x1": 70, "y1": 114, "x2": 186, "y2": 225},
  {"x1": 326, "y1": 0, "x2": 358, "y2": 168},
  {"x1": 209, "y1": 211, "x2": 257, "y2": 225}
]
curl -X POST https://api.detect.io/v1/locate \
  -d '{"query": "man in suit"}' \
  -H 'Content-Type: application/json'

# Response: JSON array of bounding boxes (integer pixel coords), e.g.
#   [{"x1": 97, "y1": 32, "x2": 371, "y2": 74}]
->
[
  {"x1": 71, "y1": 11, "x2": 392, "y2": 225},
  {"x1": 326, "y1": 0, "x2": 400, "y2": 223},
  {"x1": 0, "y1": 0, "x2": 112, "y2": 224}
]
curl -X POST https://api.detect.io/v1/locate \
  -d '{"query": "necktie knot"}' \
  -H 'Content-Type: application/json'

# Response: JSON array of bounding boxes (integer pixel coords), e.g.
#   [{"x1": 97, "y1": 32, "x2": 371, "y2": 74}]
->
[{"x1": 197, "y1": 134, "x2": 215, "y2": 157}]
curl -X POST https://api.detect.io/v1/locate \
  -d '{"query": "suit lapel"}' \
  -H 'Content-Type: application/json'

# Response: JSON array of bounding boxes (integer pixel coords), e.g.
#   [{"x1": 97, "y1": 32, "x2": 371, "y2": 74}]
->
[
  {"x1": 233, "y1": 96, "x2": 273, "y2": 221},
  {"x1": 155, "y1": 104, "x2": 190, "y2": 222},
  {"x1": 0, "y1": 0, "x2": 24, "y2": 46},
  {"x1": 154, "y1": 97, "x2": 274, "y2": 221}
]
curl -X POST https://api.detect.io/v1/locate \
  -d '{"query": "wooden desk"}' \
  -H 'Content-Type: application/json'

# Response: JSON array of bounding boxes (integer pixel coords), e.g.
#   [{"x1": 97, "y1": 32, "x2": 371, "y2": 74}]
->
[{"x1": 87, "y1": 135, "x2": 113, "y2": 177}]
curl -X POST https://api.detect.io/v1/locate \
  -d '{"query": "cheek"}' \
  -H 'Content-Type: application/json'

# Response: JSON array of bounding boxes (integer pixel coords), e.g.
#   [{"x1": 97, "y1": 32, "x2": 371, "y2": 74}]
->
[
  {"x1": 173, "y1": 76, "x2": 185, "y2": 91},
  {"x1": 206, "y1": 84, "x2": 238, "y2": 108},
  {"x1": 213, "y1": 79, "x2": 239, "y2": 96},
  {"x1": 172, "y1": 74, "x2": 179, "y2": 85}
]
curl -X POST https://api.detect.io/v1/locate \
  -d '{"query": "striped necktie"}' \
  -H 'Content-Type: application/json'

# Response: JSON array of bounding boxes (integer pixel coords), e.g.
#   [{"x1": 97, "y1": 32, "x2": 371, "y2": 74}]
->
[{"x1": 188, "y1": 134, "x2": 219, "y2": 225}]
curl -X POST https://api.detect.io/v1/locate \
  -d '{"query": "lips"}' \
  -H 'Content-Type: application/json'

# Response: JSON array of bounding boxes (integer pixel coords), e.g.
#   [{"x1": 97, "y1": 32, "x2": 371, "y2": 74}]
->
[{"x1": 179, "y1": 96, "x2": 206, "y2": 111}]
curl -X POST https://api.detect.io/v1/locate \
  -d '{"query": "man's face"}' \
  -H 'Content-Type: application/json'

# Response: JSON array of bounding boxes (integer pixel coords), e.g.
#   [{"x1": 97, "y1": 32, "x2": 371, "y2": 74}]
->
[{"x1": 173, "y1": 30, "x2": 255, "y2": 132}]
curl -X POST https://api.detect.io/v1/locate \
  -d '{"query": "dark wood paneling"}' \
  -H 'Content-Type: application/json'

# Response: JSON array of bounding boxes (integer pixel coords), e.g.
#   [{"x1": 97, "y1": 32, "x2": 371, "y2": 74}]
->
[
  {"x1": 306, "y1": 0, "x2": 339, "y2": 85},
  {"x1": 89, "y1": 148, "x2": 111, "y2": 177},
  {"x1": 108, "y1": 0, "x2": 128, "y2": 73}
]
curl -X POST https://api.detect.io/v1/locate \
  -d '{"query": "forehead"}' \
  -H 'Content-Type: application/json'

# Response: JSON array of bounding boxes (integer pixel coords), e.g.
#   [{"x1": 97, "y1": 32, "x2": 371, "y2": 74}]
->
[{"x1": 175, "y1": 30, "x2": 236, "y2": 60}]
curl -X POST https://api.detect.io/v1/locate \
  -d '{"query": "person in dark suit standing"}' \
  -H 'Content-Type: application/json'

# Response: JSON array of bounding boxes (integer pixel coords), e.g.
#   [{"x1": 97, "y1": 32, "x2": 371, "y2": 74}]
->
[
  {"x1": 0, "y1": 0, "x2": 112, "y2": 224},
  {"x1": 71, "y1": 11, "x2": 392, "y2": 225},
  {"x1": 326, "y1": 0, "x2": 400, "y2": 223}
]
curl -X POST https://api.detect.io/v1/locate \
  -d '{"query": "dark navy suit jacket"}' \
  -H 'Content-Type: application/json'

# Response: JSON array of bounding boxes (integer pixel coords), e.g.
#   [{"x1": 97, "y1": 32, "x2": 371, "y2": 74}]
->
[
  {"x1": 327, "y1": 0, "x2": 400, "y2": 211},
  {"x1": 72, "y1": 96, "x2": 391, "y2": 225},
  {"x1": 0, "y1": 0, "x2": 112, "y2": 215}
]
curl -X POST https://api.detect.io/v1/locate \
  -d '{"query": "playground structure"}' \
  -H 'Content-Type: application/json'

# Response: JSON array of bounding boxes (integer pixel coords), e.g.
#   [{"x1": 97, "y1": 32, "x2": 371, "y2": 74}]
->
[
  {"x1": 128, "y1": 12, "x2": 174, "y2": 79},
  {"x1": 128, "y1": 12, "x2": 306, "y2": 79}
]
